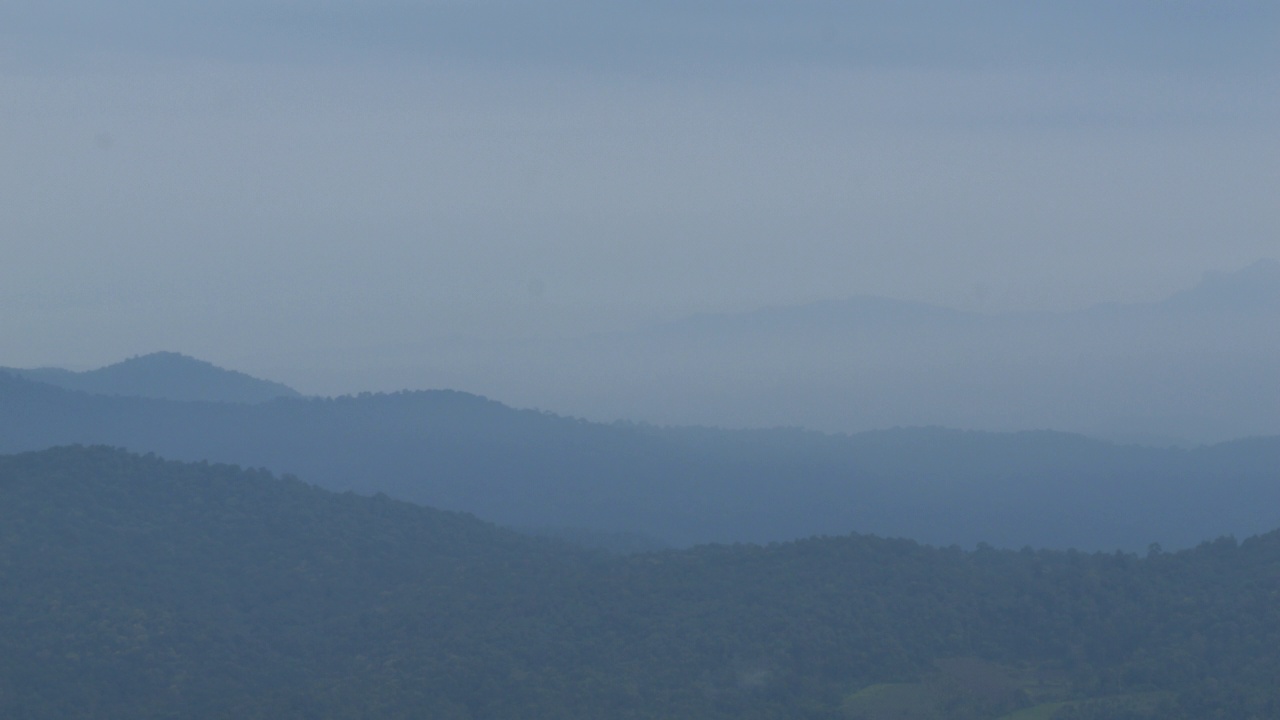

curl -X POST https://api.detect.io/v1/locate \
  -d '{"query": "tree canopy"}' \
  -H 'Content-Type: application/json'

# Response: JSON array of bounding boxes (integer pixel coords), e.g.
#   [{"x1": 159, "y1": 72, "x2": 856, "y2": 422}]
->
[{"x1": 2, "y1": 446, "x2": 1278, "y2": 718}]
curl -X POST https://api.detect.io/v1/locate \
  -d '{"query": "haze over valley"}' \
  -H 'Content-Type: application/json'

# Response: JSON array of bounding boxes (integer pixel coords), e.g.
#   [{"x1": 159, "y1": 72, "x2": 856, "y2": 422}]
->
[
  {"x1": 5, "y1": 1, "x2": 1280, "y2": 717},
  {"x1": 3, "y1": 330, "x2": 1278, "y2": 553},
  {"x1": 274, "y1": 258, "x2": 1280, "y2": 446}
]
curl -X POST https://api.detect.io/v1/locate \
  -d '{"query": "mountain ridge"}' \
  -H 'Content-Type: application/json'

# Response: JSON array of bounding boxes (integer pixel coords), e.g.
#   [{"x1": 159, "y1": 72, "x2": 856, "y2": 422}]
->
[
  {"x1": 1, "y1": 351, "x2": 301, "y2": 404},
  {"x1": 1, "y1": 370, "x2": 1276, "y2": 552},
  {"x1": 662, "y1": 257, "x2": 1280, "y2": 329},
  {"x1": 299, "y1": 259, "x2": 1278, "y2": 443}
]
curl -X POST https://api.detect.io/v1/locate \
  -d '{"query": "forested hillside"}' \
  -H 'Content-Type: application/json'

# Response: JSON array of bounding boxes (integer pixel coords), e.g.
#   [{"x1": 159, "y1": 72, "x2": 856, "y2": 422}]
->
[
  {"x1": 2, "y1": 446, "x2": 1278, "y2": 719},
  {"x1": 1, "y1": 372, "x2": 1277, "y2": 550}
]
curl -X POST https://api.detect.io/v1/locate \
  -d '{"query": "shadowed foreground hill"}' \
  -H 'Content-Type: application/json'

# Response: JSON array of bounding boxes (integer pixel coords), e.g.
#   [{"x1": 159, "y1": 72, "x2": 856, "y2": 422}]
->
[
  {"x1": 1, "y1": 372, "x2": 1278, "y2": 550},
  {"x1": 2, "y1": 446, "x2": 1280, "y2": 719}
]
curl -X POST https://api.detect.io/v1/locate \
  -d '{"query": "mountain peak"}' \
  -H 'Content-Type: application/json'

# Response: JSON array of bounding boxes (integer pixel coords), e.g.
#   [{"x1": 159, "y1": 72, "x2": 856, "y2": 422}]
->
[
  {"x1": 117, "y1": 351, "x2": 215, "y2": 369},
  {"x1": 2, "y1": 352, "x2": 300, "y2": 404}
]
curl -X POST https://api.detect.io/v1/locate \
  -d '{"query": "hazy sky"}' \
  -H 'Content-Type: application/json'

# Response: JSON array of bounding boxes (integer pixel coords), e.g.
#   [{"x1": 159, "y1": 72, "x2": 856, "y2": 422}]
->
[{"x1": 3, "y1": 1, "x2": 1278, "y2": 375}]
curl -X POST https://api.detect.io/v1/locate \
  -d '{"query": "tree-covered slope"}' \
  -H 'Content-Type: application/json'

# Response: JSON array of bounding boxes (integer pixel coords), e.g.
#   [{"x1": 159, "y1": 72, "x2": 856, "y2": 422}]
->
[
  {"x1": 1, "y1": 351, "x2": 300, "y2": 403},
  {"x1": 2, "y1": 446, "x2": 1279, "y2": 719},
  {"x1": 1, "y1": 372, "x2": 1277, "y2": 550},
  {"x1": 0, "y1": 446, "x2": 594, "y2": 719}
]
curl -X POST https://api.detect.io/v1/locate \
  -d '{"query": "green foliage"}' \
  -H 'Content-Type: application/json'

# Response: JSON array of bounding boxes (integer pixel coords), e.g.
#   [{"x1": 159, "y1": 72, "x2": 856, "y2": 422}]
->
[{"x1": 3, "y1": 446, "x2": 1280, "y2": 718}]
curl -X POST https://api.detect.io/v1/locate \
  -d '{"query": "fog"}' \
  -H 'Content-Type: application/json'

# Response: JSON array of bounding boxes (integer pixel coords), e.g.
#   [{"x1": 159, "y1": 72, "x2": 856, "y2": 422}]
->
[{"x1": 3, "y1": 2, "x2": 1278, "y2": 438}]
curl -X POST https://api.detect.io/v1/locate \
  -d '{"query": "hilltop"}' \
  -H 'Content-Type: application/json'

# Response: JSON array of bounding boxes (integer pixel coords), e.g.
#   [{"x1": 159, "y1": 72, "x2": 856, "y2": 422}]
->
[{"x1": 1, "y1": 351, "x2": 301, "y2": 404}]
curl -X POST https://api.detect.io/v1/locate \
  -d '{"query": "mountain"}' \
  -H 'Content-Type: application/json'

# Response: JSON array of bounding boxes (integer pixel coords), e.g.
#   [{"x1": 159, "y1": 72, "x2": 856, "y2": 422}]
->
[
  {"x1": 1154, "y1": 258, "x2": 1280, "y2": 315},
  {"x1": 309, "y1": 259, "x2": 1278, "y2": 444},
  {"x1": 0, "y1": 351, "x2": 301, "y2": 403},
  {"x1": 1, "y1": 370, "x2": 1277, "y2": 551},
  {"x1": 3, "y1": 445, "x2": 1279, "y2": 719}
]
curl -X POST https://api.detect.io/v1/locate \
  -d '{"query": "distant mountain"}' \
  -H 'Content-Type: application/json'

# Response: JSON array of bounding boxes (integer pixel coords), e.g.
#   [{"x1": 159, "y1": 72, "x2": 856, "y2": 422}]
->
[
  {"x1": 665, "y1": 259, "x2": 1280, "y2": 330},
  {"x1": 1154, "y1": 257, "x2": 1280, "y2": 315},
  {"x1": 0, "y1": 351, "x2": 301, "y2": 403},
  {"x1": 1, "y1": 370, "x2": 1276, "y2": 551},
  {"x1": 357, "y1": 259, "x2": 1277, "y2": 443},
  {"x1": 4, "y1": 445, "x2": 1279, "y2": 719}
]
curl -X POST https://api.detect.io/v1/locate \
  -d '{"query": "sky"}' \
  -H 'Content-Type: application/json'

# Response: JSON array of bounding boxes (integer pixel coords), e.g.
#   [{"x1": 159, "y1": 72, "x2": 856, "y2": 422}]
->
[{"x1": 2, "y1": 1, "x2": 1278, "y2": 380}]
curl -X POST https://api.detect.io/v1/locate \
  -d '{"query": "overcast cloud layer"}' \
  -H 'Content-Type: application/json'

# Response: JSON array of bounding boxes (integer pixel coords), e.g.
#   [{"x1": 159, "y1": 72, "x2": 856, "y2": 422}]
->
[{"x1": 2, "y1": 2, "x2": 1278, "y2": 386}]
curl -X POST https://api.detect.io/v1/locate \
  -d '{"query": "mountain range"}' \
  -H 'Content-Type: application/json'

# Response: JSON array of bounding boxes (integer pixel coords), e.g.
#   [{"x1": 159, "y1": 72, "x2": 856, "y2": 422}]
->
[
  {"x1": 1, "y1": 361, "x2": 1276, "y2": 552},
  {"x1": 5, "y1": 266, "x2": 1278, "y2": 717},
  {"x1": 3, "y1": 261, "x2": 1275, "y2": 550},
  {"x1": 305, "y1": 259, "x2": 1278, "y2": 445}
]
